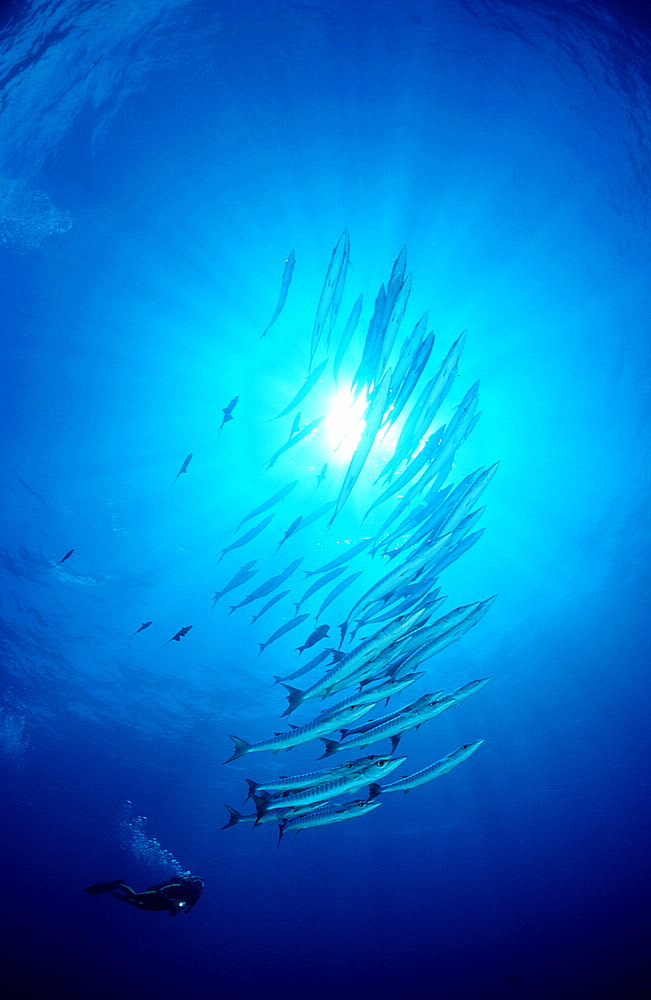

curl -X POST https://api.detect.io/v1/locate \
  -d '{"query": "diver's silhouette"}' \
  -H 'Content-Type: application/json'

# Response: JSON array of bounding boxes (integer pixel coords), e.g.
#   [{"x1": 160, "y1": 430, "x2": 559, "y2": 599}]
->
[{"x1": 84, "y1": 875, "x2": 204, "y2": 916}]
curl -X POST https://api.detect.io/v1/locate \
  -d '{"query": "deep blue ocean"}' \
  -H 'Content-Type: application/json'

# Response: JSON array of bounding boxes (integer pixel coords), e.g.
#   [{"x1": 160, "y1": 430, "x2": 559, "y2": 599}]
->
[{"x1": 1, "y1": 2, "x2": 649, "y2": 998}]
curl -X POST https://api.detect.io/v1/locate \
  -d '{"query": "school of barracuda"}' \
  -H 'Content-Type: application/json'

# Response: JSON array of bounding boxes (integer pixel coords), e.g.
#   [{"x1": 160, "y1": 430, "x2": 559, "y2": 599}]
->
[{"x1": 215, "y1": 231, "x2": 495, "y2": 846}]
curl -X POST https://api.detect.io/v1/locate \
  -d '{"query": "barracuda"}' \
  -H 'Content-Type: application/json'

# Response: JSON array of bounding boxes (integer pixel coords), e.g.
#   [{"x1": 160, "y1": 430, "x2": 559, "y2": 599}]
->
[
  {"x1": 389, "y1": 600, "x2": 496, "y2": 680},
  {"x1": 244, "y1": 754, "x2": 384, "y2": 799},
  {"x1": 318, "y1": 694, "x2": 457, "y2": 757},
  {"x1": 280, "y1": 607, "x2": 426, "y2": 714},
  {"x1": 338, "y1": 692, "x2": 444, "y2": 740},
  {"x1": 277, "y1": 798, "x2": 383, "y2": 845},
  {"x1": 369, "y1": 740, "x2": 484, "y2": 796},
  {"x1": 254, "y1": 754, "x2": 406, "y2": 822},
  {"x1": 311, "y1": 671, "x2": 425, "y2": 724},
  {"x1": 224, "y1": 700, "x2": 374, "y2": 763}
]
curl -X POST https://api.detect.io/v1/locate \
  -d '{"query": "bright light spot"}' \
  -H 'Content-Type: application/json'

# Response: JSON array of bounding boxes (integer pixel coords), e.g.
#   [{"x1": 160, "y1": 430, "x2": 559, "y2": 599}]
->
[{"x1": 324, "y1": 389, "x2": 368, "y2": 461}]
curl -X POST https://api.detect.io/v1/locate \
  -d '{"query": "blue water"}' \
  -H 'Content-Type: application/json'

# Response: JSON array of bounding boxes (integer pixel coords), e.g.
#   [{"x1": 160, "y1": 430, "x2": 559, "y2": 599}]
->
[{"x1": 1, "y1": 2, "x2": 649, "y2": 998}]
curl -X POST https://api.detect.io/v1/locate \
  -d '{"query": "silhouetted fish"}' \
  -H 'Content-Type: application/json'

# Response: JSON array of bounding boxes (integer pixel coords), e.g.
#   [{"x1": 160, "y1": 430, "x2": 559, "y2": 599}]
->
[
  {"x1": 296, "y1": 623, "x2": 330, "y2": 655},
  {"x1": 219, "y1": 397, "x2": 239, "y2": 436},
  {"x1": 261, "y1": 249, "x2": 295, "y2": 338},
  {"x1": 266, "y1": 417, "x2": 324, "y2": 469},
  {"x1": 175, "y1": 453, "x2": 192, "y2": 479},
  {"x1": 167, "y1": 625, "x2": 193, "y2": 643},
  {"x1": 132, "y1": 621, "x2": 152, "y2": 636},
  {"x1": 218, "y1": 514, "x2": 274, "y2": 562},
  {"x1": 258, "y1": 613, "x2": 310, "y2": 655},
  {"x1": 212, "y1": 561, "x2": 258, "y2": 608},
  {"x1": 274, "y1": 359, "x2": 328, "y2": 420},
  {"x1": 236, "y1": 481, "x2": 298, "y2": 532}
]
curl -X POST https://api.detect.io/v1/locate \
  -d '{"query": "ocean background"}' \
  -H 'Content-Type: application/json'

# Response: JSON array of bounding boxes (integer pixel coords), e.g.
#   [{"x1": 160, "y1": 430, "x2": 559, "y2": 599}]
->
[{"x1": 1, "y1": 1, "x2": 649, "y2": 998}]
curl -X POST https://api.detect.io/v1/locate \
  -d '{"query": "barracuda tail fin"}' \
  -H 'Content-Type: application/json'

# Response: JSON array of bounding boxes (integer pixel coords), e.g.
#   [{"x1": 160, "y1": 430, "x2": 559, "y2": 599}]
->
[
  {"x1": 317, "y1": 737, "x2": 340, "y2": 759},
  {"x1": 368, "y1": 783, "x2": 382, "y2": 800},
  {"x1": 252, "y1": 792, "x2": 272, "y2": 826},
  {"x1": 244, "y1": 779, "x2": 258, "y2": 803},
  {"x1": 224, "y1": 735, "x2": 250, "y2": 763},
  {"x1": 221, "y1": 806, "x2": 243, "y2": 829},
  {"x1": 280, "y1": 684, "x2": 304, "y2": 717},
  {"x1": 277, "y1": 820, "x2": 288, "y2": 848}
]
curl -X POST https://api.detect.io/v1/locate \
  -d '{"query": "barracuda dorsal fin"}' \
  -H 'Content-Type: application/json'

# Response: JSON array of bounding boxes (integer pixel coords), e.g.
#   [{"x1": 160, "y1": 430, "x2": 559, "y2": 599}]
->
[{"x1": 389, "y1": 734, "x2": 402, "y2": 754}]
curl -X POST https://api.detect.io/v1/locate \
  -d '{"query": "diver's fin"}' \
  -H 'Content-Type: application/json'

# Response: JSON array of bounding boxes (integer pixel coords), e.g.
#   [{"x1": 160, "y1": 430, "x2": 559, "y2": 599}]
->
[{"x1": 84, "y1": 879, "x2": 126, "y2": 896}]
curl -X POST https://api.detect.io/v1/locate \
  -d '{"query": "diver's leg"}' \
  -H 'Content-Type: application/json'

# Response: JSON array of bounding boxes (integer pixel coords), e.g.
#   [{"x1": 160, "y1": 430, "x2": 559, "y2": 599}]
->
[
  {"x1": 84, "y1": 880, "x2": 129, "y2": 896},
  {"x1": 109, "y1": 885, "x2": 143, "y2": 907}
]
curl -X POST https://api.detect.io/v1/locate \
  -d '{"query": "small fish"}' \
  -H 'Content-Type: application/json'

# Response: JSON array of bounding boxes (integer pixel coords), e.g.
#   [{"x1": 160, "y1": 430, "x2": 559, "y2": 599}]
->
[
  {"x1": 290, "y1": 499, "x2": 336, "y2": 539},
  {"x1": 261, "y1": 249, "x2": 296, "y2": 338},
  {"x1": 132, "y1": 621, "x2": 152, "y2": 636},
  {"x1": 315, "y1": 570, "x2": 362, "y2": 621},
  {"x1": 273, "y1": 647, "x2": 336, "y2": 684},
  {"x1": 175, "y1": 453, "x2": 193, "y2": 479},
  {"x1": 296, "y1": 623, "x2": 330, "y2": 656},
  {"x1": 219, "y1": 397, "x2": 239, "y2": 436},
  {"x1": 217, "y1": 514, "x2": 274, "y2": 562},
  {"x1": 266, "y1": 416, "x2": 324, "y2": 469},
  {"x1": 274, "y1": 359, "x2": 329, "y2": 421},
  {"x1": 236, "y1": 481, "x2": 298, "y2": 533},
  {"x1": 316, "y1": 463, "x2": 328, "y2": 487},
  {"x1": 167, "y1": 625, "x2": 193, "y2": 643},
  {"x1": 276, "y1": 516, "x2": 303, "y2": 550},
  {"x1": 303, "y1": 537, "x2": 371, "y2": 576},
  {"x1": 309, "y1": 230, "x2": 349, "y2": 371},
  {"x1": 212, "y1": 561, "x2": 258, "y2": 608},
  {"x1": 258, "y1": 613, "x2": 311, "y2": 655},
  {"x1": 251, "y1": 590, "x2": 290, "y2": 624},
  {"x1": 333, "y1": 293, "x2": 363, "y2": 385},
  {"x1": 230, "y1": 558, "x2": 303, "y2": 612},
  {"x1": 293, "y1": 567, "x2": 345, "y2": 613},
  {"x1": 55, "y1": 549, "x2": 74, "y2": 566}
]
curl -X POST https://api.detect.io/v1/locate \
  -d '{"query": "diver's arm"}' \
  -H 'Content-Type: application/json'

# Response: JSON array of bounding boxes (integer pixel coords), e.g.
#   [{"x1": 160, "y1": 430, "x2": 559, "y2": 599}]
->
[{"x1": 155, "y1": 887, "x2": 177, "y2": 903}]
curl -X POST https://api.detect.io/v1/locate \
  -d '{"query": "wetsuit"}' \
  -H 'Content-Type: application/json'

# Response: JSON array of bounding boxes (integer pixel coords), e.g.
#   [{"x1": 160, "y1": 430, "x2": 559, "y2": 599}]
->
[{"x1": 85, "y1": 876, "x2": 204, "y2": 915}]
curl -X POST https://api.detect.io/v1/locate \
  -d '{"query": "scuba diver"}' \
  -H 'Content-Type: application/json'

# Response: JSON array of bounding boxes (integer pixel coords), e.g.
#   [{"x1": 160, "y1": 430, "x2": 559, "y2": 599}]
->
[{"x1": 84, "y1": 875, "x2": 204, "y2": 916}]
